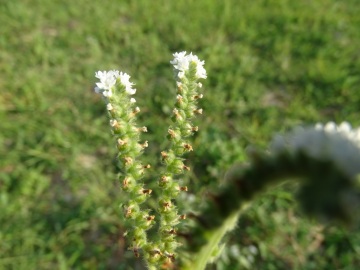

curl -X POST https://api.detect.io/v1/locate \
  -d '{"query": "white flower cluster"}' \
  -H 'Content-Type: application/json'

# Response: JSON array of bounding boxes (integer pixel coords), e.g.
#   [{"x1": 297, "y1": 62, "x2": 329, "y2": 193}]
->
[
  {"x1": 271, "y1": 122, "x2": 360, "y2": 178},
  {"x1": 94, "y1": 70, "x2": 136, "y2": 97},
  {"x1": 170, "y1": 51, "x2": 207, "y2": 79}
]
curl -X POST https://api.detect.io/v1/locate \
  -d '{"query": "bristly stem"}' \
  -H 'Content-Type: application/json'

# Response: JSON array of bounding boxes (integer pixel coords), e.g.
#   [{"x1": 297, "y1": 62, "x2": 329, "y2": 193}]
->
[
  {"x1": 154, "y1": 52, "x2": 207, "y2": 268},
  {"x1": 94, "y1": 70, "x2": 154, "y2": 260}
]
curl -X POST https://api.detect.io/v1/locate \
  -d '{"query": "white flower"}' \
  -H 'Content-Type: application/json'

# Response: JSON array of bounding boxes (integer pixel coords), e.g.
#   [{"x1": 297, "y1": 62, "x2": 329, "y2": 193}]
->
[
  {"x1": 118, "y1": 72, "x2": 136, "y2": 95},
  {"x1": 270, "y1": 122, "x2": 360, "y2": 178},
  {"x1": 178, "y1": 71, "x2": 185, "y2": 79},
  {"x1": 170, "y1": 51, "x2": 188, "y2": 71},
  {"x1": 106, "y1": 103, "x2": 113, "y2": 110},
  {"x1": 95, "y1": 70, "x2": 136, "y2": 97},
  {"x1": 95, "y1": 70, "x2": 116, "y2": 90},
  {"x1": 95, "y1": 70, "x2": 117, "y2": 97},
  {"x1": 170, "y1": 51, "x2": 207, "y2": 79},
  {"x1": 187, "y1": 54, "x2": 207, "y2": 79},
  {"x1": 110, "y1": 119, "x2": 118, "y2": 127},
  {"x1": 315, "y1": 121, "x2": 360, "y2": 145}
]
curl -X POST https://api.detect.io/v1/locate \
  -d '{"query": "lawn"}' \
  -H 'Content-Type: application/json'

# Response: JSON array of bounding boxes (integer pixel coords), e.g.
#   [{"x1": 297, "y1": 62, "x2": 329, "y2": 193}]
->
[{"x1": 1, "y1": 0, "x2": 360, "y2": 269}]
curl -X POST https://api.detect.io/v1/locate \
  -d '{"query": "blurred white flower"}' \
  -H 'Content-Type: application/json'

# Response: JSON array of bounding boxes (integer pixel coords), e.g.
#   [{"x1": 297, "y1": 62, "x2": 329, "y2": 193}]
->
[
  {"x1": 170, "y1": 51, "x2": 207, "y2": 79},
  {"x1": 315, "y1": 121, "x2": 360, "y2": 145},
  {"x1": 106, "y1": 103, "x2": 113, "y2": 110},
  {"x1": 270, "y1": 122, "x2": 360, "y2": 178},
  {"x1": 229, "y1": 244, "x2": 240, "y2": 257},
  {"x1": 248, "y1": 245, "x2": 258, "y2": 255}
]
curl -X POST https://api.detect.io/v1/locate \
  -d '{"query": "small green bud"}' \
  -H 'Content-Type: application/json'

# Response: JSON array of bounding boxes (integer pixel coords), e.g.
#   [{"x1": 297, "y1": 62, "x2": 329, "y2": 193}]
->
[
  {"x1": 159, "y1": 199, "x2": 172, "y2": 213},
  {"x1": 194, "y1": 108, "x2": 203, "y2": 114},
  {"x1": 159, "y1": 175, "x2": 171, "y2": 188},
  {"x1": 121, "y1": 176, "x2": 135, "y2": 191},
  {"x1": 167, "y1": 159, "x2": 186, "y2": 174},
  {"x1": 133, "y1": 229, "x2": 147, "y2": 247},
  {"x1": 162, "y1": 182, "x2": 180, "y2": 198},
  {"x1": 171, "y1": 108, "x2": 186, "y2": 124},
  {"x1": 167, "y1": 128, "x2": 181, "y2": 142},
  {"x1": 164, "y1": 241, "x2": 179, "y2": 254},
  {"x1": 124, "y1": 205, "x2": 133, "y2": 218},
  {"x1": 161, "y1": 150, "x2": 177, "y2": 164},
  {"x1": 117, "y1": 138, "x2": 128, "y2": 150},
  {"x1": 140, "y1": 140, "x2": 149, "y2": 149},
  {"x1": 123, "y1": 156, "x2": 134, "y2": 167},
  {"x1": 180, "y1": 123, "x2": 198, "y2": 137},
  {"x1": 133, "y1": 193, "x2": 148, "y2": 205},
  {"x1": 110, "y1": 119, "x2": 122, "y2": 133},
  {"x1": 183, "y1": 142, "x2": 193, "y2": 152},
  {"x1": 191, "y1": 93, "x2": 203, "y2": 100},
  {"x1": 138, "y1": 126, "x2": 148, "y2": 133},
  {"x1": 176, "y1": 94, "x2": 189, "y2": 109},
  {"x1": 146, "y1": 248, "x2": 162, "y2": 264},
  {"x1": 162, "y1": 210, "x2": 179, "y2": 225},
  {"x1": 131, "y1": 106, "x2": 141, "y2": 116}
]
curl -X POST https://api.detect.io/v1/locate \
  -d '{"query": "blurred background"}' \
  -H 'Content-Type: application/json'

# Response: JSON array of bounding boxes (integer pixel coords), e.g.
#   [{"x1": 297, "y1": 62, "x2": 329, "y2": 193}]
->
[{"x1": 1, "y1": 0, "x2": 359, "y2": 269}]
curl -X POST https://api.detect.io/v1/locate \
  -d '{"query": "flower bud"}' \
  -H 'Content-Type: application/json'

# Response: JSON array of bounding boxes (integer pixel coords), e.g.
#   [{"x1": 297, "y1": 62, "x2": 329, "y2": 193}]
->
[
  {"x1": 107, "y1": 103, "x2": 114, "y2": 111},
  {"x1": 183, "y1": 143, "x2": 193, "y2": 152},
  {"x1": 123, "y1": 156, "x2": 133, "y2": 166},
  {"x1": 159, "y1": 175, "x2": 170, "y2": 188},
  {"x1": 110, "y1": 119, "x2": 122, "y2": 132},
  {"x1": 141, "y1": 141, "x2": 149, "y2": 149},
  {"x1": 171, "y1": 108, "x2": 186, "y2": 123},
  {"x1": 127, "y1": 106, "x2": 140, "y2": 119},
  {"x1": 193, "y1": 108, "x2": 203, "y2": 115},
  {"x1": 167, "y1": 128, "x2": 181, "y2": 141},
  {"x1": 122, "y1": 177, "x2": 133, "y2": 191},
  {"x1": 192, "y1": 94, "x2": 203, "y2": 100},
  {"x1": 159, "y1": 200, "x2": 172, "y2": 212},
  {"x1": 176, "y1": 94, "x2": 188, "y2": 109},
  {"x1": 117, "y1": 138, "x2": 127, "y2": 151},
  {"x1": 167, "y1": 159, "x2": 185, "y2": 174},
  {"x1": 138, "y1": 126, "x2": 148, "y2": 133}
]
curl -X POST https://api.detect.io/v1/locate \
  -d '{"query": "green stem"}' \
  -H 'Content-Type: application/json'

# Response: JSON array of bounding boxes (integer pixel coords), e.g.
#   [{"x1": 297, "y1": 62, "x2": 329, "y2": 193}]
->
[{"x1": 154, "y1": 62, "x2": 204, "y2": 267}]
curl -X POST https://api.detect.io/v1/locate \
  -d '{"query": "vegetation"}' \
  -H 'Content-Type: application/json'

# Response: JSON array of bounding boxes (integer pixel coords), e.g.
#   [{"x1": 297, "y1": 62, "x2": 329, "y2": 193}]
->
[{"x1": 1, "y1": 0, "x2": 360, "y2": 269}]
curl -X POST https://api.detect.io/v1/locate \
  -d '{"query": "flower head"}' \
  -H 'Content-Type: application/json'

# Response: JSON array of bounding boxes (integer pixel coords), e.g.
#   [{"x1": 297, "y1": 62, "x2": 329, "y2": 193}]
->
[
  {"x1": 170, "y1": 51, "x2": 207, "y2": 79},
  {"x1": 170, "y1": 51, "x2": 188, "y2": 71},
  {"x1": 118, "y1": 72, "x2": 136, "y2": 95},
  {"x1": 94, "y1": 70, "x2": 136, "y2": 97},
  {"x1": 94, "y1": 70, "x2": 117, "y2": 97}
]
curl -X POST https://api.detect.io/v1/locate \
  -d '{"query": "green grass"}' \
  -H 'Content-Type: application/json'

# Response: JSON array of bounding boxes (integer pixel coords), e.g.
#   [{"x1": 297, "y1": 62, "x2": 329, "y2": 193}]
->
[{"x1": 1, "y1": 0, "x2": 360, "y2": 269}]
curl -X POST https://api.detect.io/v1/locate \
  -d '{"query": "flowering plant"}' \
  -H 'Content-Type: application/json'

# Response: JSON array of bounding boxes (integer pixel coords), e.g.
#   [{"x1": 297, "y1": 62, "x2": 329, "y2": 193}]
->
[{"x1": 94, "y1": 52, "x2": 360, "y2": 270}]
